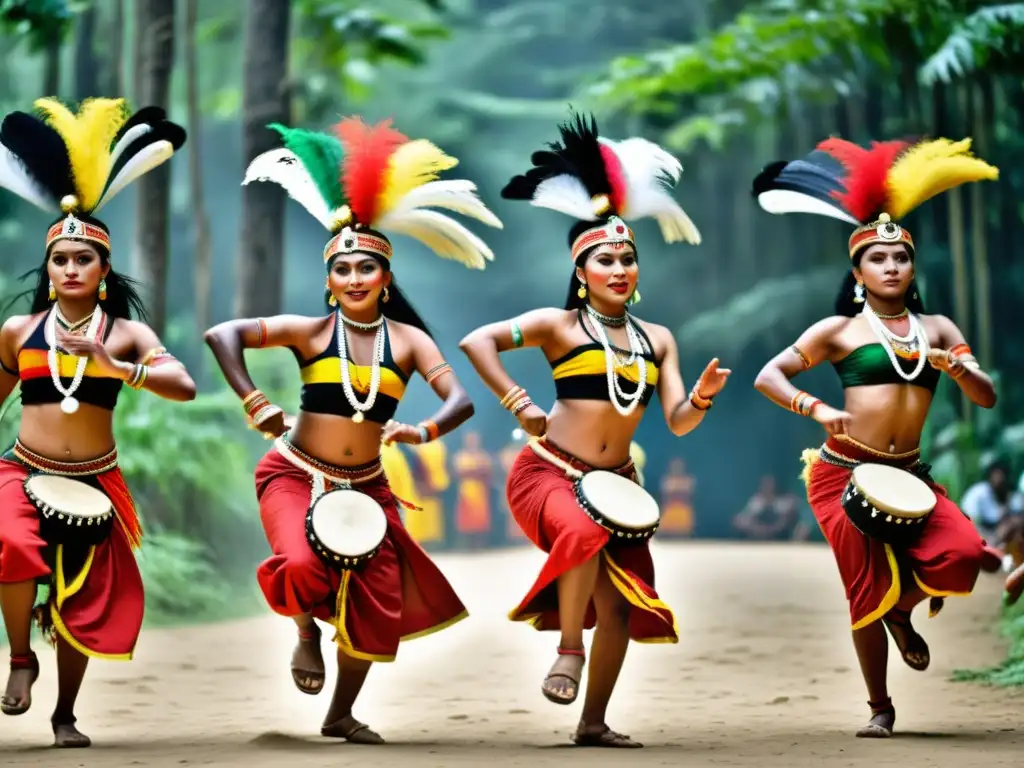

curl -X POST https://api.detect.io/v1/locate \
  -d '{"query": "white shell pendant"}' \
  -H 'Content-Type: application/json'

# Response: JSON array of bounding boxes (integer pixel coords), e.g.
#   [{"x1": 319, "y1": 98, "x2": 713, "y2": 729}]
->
[
  {"x1": 352, "y1": 411, "x2": 365, "y2": 424},
  {"x1": 60, "y1": 396, "x2": 80, "y2": 414}
]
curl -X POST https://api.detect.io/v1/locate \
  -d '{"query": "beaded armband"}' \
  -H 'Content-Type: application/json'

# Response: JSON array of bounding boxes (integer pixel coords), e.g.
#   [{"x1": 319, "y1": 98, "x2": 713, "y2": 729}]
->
[
  {"x1": 255, "y1": 319, "x2": 269, "y2": 348},
  {"x1": 139, "y1": 346, "x2": 178, "y2": 368},
  {"x1": 425, "y1": 362, "x2": 452, "y2": 385},
  {"x1": 510, "y1": 321, "x2": 524, "y2": 348},
  {"x1": 791, "y1": 344, "x2": 812, "y2": 370}
]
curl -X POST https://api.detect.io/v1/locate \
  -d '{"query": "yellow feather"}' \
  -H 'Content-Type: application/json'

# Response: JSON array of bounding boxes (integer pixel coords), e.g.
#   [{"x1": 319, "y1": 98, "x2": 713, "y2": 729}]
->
[
  {"x1": 34, "y1": 97, "x2": 130, "y2": 212},
  {"x1": 378, "y1": 139, "x2": 458, "y2": 217},
  {"x1": 798, "y1": 448, "x2": 820, "y2": 490},
  {"x1": 886, "y1": 138, "x2": 999, "y2": 220}
]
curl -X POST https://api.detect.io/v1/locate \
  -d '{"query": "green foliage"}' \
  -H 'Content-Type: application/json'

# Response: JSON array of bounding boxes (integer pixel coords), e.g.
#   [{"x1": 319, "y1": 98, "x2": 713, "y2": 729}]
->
[
  {"x1": 953, "y1": 597, "x2": 1024, "y2": 686},
  {"x1": 920, "y1": 4, "x2": 1024, "y2": 85},
  {"x1": 0, "y1": 0, "x2": 71, "y2": 50}
]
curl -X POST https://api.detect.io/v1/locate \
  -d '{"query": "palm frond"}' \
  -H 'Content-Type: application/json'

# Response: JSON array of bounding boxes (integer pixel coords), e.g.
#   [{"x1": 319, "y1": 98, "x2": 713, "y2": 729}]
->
[{"x1": 919, "y1": 4, "x2": 1024, "y2": 85}]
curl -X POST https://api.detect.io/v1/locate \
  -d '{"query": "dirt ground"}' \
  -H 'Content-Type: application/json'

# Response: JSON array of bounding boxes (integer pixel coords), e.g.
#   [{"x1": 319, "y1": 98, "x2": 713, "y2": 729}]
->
[{"x1": 2, "y1": 540, "x2": 1022, "y2": 766}]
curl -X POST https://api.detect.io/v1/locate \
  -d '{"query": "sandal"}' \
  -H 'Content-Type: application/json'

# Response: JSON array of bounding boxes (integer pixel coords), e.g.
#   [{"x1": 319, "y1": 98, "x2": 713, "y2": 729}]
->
[
  {"x1": 882, "y1": 608, "x2": 930, "y2": 671},
  {"x1": 321, "y1": 715, "x2": 385, "y2": 744},
  {"x1": 1, "y1": 651, "x2": 40, "y2": 716},
  {"x1": 855, "y1": 697, "x2": 895, "y2": 739},
  {"x1": 291, "y1": 623, "x2": 325, "y2": 695},
  {"x1": 541, "y1": 647, "x2": 585, "y2": 705},
  {"x1": 573, "y1": 724, "x2": 643, "y2": 748}
]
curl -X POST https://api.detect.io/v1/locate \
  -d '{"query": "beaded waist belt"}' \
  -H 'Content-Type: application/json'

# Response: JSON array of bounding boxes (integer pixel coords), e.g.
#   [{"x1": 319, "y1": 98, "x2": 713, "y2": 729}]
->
[
  {"x1": 817, "y1": 436, "x2": 928, "y2": 477},
  {"x1": 274, "y1": 434, "x2": 384, "y2": 504},
  {"x1": 6, "y1": 439, "x2": 118, "y2": 477}
]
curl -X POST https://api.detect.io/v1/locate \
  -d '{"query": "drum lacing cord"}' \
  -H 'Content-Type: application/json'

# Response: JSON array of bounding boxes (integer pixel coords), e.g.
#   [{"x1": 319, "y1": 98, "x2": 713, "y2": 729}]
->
[{"x1": 528, "y1": 440, "x2": 584, "y2": 480}]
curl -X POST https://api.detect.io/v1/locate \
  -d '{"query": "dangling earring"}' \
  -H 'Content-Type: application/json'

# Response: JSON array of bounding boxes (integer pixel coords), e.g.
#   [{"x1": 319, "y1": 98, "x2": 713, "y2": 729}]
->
[
  {"x1": 326, "y1": 279, "x2": 337, "y2": 306},
  {"x1": 627, "y1": 288, "x2": 641, "y2": 306},
  {"x1": 48, "y1": 280, "x2": 56, "y2": 301},
  {"x1": 98, "y1": 278, "x2": 107, "y2": 301},
  {"x1": 382, "y1": 286, "x2": 390, "y2": 303},
  {"x1": 577, "y1": 283, "x2": 587, "y2": 299},
  {"x1": 854, "y1": 282, "x2": 865, "y2": 303}
]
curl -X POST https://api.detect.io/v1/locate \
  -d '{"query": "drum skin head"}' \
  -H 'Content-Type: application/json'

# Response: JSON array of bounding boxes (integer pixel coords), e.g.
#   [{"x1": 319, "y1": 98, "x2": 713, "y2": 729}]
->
[
  {"x1": 579, "y1": 470, "x2": 660, "y2": 530},
  {"x1": 25, "y1": 475, "x2": 112, "y2": 518},
  {"x1": 311, "y1": 489, "x2": 388, "y2": 557},
  {"x1": 851, "y1": 463, "x2": 936, "y2": 517}
]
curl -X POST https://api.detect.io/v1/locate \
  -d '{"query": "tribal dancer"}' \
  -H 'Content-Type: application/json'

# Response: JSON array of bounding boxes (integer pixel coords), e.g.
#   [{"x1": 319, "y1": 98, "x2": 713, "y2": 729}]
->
[
  {"x1": 204, "y1": 118, "x2": 502, "y2": 744},
  {"x1": 459, "y1": 112, "x2": 729, "y2": 748},
  {"x1": 752, "y1": 136, "x2": 1000, "y2": 738},
  {"x1": 0, "y1": 98, "x2": 194, "y2": 746}
]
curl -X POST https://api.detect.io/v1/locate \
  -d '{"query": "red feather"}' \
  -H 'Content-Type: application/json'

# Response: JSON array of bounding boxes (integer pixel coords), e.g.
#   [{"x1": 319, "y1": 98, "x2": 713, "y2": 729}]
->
[
  {"x1": 816, "y1": 138, "x2": 910, "y2": 223},
  {"x1": 334, "y1": 117, "x2": 408, "y2": 225},
  {"x1": 598, "y1": 143, "x2": 627, "y2": 214}
]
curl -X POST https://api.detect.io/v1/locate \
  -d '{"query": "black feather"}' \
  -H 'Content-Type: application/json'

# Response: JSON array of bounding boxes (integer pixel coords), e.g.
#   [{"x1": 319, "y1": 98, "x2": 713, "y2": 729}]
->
[
  {"x1": 99, "y1": 117, "x2": 187, "y2": 201},
  {"x1": 0, "y1": 111, "x2": 74, "y2": 205},
  {"x1": 752, "y1": 157, "x2": 848, "y2": 210}
]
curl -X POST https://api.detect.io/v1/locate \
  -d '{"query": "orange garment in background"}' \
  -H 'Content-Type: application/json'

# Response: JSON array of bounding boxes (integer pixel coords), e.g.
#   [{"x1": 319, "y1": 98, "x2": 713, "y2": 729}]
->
[
  {"x1": 407, "y1": 440, "x2": 450, "y2": 545},
  {"x1": 499, "y1": 444, "x2": 526, "y2": 541},
  {"x1": 454, "y1": 449, "x2": 492, "y2": 535},
  {"x1": 659, "y1": 473, "x2": 695, "y2": 536}
]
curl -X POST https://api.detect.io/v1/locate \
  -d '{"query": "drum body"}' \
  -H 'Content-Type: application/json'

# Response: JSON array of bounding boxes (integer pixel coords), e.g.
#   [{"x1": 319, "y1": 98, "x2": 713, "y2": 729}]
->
[
  {"x1": 574, "y1": 470, "x2": 661, "y2": 541},
  {"x1": 305, "y1": 488, "x2": 389, "y2": 570},
  {"x1": 23, "y1": 474, "x2": 114, "y2": 548},
  {"x1": 842, "y1": 463, "x2": 936, "y2": 547}
]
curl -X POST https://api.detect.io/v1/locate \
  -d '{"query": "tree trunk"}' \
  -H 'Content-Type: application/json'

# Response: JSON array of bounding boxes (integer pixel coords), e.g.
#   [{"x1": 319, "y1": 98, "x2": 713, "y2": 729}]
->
[
  {"x1": 947, "y1": 84, "x2": 971, "y2": 422},
  {"x1": 970, "y1": 79, "x2": 993, "y2": 370},
  {"x1": 108, "y1": 0, "x2": 125, "y2": 96},
  {"x1": 186, "y1": 0, "x2": 212, "y2": 347},
  {"x1": 235, "y1": 0, "x2": 291, "y2": 319},
  {"x1": 42, "y1": 36, "x2": 61, "y2": 96},
  {"x1": 73, "y1": 4, "x2": 99, "y2": 101},
  {"x1": 131, "y1": 0, "x2": 176, "y2": 335}
]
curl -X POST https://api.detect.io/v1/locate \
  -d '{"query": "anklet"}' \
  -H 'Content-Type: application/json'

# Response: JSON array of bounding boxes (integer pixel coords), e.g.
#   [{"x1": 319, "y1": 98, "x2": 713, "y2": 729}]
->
[
  {"x1": 868, "y1": 696, "x2": 893, "y2": 712},
  {"x1": 557, "y1": 647, "x2": 585, "y2": 657}
]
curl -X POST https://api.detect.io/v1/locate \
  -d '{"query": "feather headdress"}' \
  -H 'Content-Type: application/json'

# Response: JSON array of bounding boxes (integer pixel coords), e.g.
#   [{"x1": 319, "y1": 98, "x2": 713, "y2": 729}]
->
[
  {"x1": 242, "y1": 118, "x2": 502, "y2": 270},
  {"x1": 501, "y1": 110, "x2": 701, "y2": 264},
  {"x1": 0, "y1": 97, "x2": 186, "y2": 254},
  {"x1": 752, "y1": 136, "x2": 999, "y2": 258}
]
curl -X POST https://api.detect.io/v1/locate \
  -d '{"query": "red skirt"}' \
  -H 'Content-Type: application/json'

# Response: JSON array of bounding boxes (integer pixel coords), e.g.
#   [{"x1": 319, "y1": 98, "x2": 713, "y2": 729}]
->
[
  {"x1": 803, "y1": 436, "x2": 985, "y2": 630},
  {"x1": 505, "y1": 439, "x2": 677, "y2": 643},
  {"x1": 255, "y1": 446, "x2": 468, "y2": 662},
  {"x1": 0, "y1": 450, "x2": 144, "y2": 660}
]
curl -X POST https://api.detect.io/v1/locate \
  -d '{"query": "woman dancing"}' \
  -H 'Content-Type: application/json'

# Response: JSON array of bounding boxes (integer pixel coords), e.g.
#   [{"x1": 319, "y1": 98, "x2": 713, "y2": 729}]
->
[
  {"x1": 459, "y1": 112, "x2": 729, "y2": 748},
  {"x1": 0, "y1": 97, "x2": 194, "y2": 747},
  {"x1": 752, "y1": 136, "x2": 999, "y2": 738},
  {"x1": 204, "y1": 117, "x2": 502, "y2": 743}
]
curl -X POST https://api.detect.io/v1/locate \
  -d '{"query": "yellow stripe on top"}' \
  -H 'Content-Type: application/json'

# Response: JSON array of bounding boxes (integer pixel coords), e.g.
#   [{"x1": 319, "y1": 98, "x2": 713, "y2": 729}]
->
[
  {"x1": 552, "y1": 349, "x2": 659, "y2": 385},
  {"x1": 300, "y1": 357, "x2": 407, "y2": 400},
  {"x1": 18, "y1": 348, "x2": 110, "y2": 379}
]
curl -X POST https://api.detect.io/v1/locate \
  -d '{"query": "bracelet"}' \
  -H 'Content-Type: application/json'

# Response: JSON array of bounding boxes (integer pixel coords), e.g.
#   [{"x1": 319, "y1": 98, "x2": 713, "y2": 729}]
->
[
  {"x1": 417, "y1": 420, "x2": 440, "y2": 442},
  {"x1": 510, "y1": 321, "x2": 524, "y2": 348},
  {"x1": 689, "y1": 390, "x2": 712, "y2": 411},
  {"x1": 127, "y1": 363, "x2": 149, "y2": 390},
  {"x1": 425, "y1": 363, "x2": 452, "y2": 385},
  {"x1": 500, "y1": 385, "x2": 525, "y2": 410},
  {"x1": 790, "y1": 390, "x2": 821, "y2": 416},
  {"x1": 242, "y1": 390, "x2": 272, "y2": 420},
  {"x1": 512, "y1": 397, "x2": 533, "y2": 415}
]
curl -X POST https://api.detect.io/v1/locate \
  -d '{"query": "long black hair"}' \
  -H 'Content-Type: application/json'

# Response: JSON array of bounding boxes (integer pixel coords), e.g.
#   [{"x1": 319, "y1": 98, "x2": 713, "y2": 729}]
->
[
  {"x1": 3, "y1": 216, "x2": 148, "y2": 321},
  {"x1": 325, "y1": 247, "x2": 434, "y2": 339},
  {"x1": 834, "y1": 248, "x2": 926, "y2": 317},
  {"x1": 563, "y1": 219, "x2": 641, "y2": 311}
]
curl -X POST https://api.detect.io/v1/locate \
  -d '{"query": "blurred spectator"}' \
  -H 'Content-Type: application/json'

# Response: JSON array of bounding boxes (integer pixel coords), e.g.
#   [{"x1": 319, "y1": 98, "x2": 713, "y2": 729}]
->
[
  {"x1": 962, "y1": 459, "x2": 1024, "y2": 570},
  {"x1": 732, "y1": 474, "x2": 800, "y2": 541},
  {"x1": 659, "y1": 456, "x2": 696, "y2": 538}
]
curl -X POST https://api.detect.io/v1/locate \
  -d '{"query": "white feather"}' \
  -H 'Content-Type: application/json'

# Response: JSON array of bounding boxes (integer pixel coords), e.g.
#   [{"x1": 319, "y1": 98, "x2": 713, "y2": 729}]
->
[
  {"x1": 108, "y1": 123, "x2": 154, "y2": 171},
  {"x1": 531, "y1": 174, "x2": 598, "y2": 220},
  {"x1": 383, "y1": 209, "x2": 495, "y2": 270},
  {"x1": 380, "y1": 180, "x2": 503, "y2": 229},
  {"x1": 0, "y1": 144, "x2": 56, "y2": 212},
  {"x1": 240, "y1": 148, "x2": 333, "y2": 229},
  {"x1": 757, "y1": 189, "x2": 860, "y2": 225},
  {"x1": 93, "y1": 141, "x2": 175, "y2": 212}
]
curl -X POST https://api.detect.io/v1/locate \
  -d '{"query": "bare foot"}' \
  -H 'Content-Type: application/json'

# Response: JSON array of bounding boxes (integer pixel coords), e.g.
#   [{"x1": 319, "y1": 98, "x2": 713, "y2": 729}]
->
[
  {"x1": 541, "y1": 648, "x2": 585, "y2": 705},
  {"x1": 1, "y1": 653, "x2": 39, "y2": 716},
  {"x1": 291, "y1": 624, "x2": 325, "y2": 695},
  {"x1": 321, "y1": 713, "x2": 385, "y2": 744},
  {"x1": 882, "y1": 609, "x2": 929, "y2": 671},
  {"x1": 573, "y1": 722, "x2": 643, "y2": 748},
  {"x1": 855, "y1": 702, "x2": 895, "y2": 738},
  {"x1": 52, "y1": 717, "x2": 91, "y2": 748},
  {"x1": 1005, "y1": 562, "x2": 1024, "y2": 606}
]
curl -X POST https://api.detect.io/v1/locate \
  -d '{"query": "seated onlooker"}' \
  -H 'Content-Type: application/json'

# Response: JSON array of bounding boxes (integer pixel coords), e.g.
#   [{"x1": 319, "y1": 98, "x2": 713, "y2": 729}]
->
[
  {"x1": 733, "y1": 474, "x2": 800, "y2": 541},
  {"x1": 961, "y1": 459, "x2": 1024, "y2": 570}
]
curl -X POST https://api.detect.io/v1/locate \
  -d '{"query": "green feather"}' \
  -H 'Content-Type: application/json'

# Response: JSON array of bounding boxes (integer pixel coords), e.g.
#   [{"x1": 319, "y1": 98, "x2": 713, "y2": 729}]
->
[{"x1": 267, "y1": 123, "x2": 346, "y2": 210}]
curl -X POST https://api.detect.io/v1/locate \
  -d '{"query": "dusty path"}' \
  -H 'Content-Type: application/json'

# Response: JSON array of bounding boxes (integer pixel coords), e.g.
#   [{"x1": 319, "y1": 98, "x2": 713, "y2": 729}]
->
[{"x1": 2, "y1": 541, "x2": 1022, "y2": 766}]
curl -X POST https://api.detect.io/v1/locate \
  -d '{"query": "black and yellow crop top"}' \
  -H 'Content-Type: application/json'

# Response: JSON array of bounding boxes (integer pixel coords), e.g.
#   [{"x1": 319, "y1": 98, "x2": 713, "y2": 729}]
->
[
  {"x1": 296, "y1": 317, "x2": 408, "y2": 423},
  {"x1": 832, "y1": 343, "x2": 940, "y2": 393},
  {"x1": 550, "y1": 310, "x2": 660, "y2": 408},
  {"x1": 8, "y1": 312, "x2": 123, "y2": 410}
]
